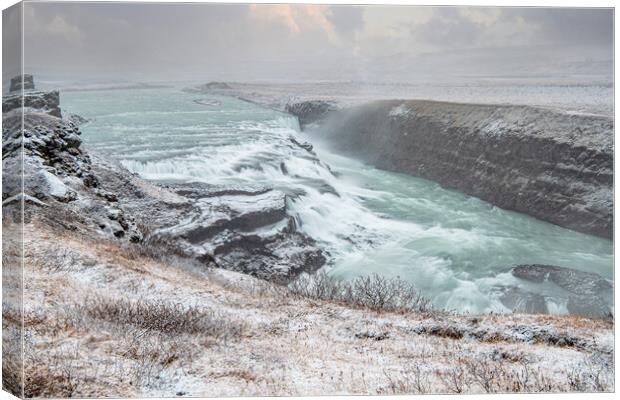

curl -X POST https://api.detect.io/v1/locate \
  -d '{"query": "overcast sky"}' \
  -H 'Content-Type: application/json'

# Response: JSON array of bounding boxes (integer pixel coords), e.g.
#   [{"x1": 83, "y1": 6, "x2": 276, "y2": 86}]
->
[{"x1": 5, "y1": 2, "x2": 614, "y2": 82}]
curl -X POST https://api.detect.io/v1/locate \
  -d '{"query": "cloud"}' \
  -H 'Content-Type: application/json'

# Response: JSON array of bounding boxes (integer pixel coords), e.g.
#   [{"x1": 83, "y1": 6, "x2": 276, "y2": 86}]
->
[
  {"x1": 46, "y1": 15, "x2": 82, "y2": 43},
  {"x1": 514, "y1": 8, "x2": 613, "y2": 46},
  {"x1": 248, "y1": 4, "x2": 355, "y2": 45},
  {"x1": 18, "y1": 3, "x2": 613, "y2": 82},
  {"x1": 326, "y1": 6, "x2": 364, "y2": 39},
  {"x1": 412, "y1": 8, "x2": 484, "y2": 47}
]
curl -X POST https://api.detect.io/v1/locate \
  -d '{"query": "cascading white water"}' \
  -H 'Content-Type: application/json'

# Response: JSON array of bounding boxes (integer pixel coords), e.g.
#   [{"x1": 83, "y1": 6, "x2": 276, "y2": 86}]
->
[{"x1": 64, "y1": 86, "x2": 613, "y2": 314}]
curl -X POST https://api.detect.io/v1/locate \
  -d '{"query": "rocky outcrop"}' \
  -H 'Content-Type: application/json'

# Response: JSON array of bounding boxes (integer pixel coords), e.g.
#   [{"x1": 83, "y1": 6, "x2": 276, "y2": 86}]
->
[
  {"x1": 85, "y1": 159, "x2": 326, "y2": 282},
  {"x1": 2, "y1": 108, "x2": 143, "y2": 241},
  {"x1": 183, "y1": 81, "x2": 232, "y2": 93},
  {"x1": 151, "y1": 182, "x2": 326, "y2": 281},
  {"x1": 492, "y1": 286, "x2": 549, "y2": 314},
  {"x1": 3, "y1": 112, "x2": 96, "y2": 199},
  {"x1": 3, "y1": 90, "x2": 62, "y2": 118},
  {"x1": 310, "y1": 100, "x2": 613, "y2": 239},
  {"x1": 65, "y1": 113, "x2": 89, "y2": 126},
  {"x1": 3, "y1": 89, "x2": 325, "y2": 282},
  {"x1": 511, "y1": 264, "x2": 613, "y2": 319},
  {"x1": 9, "y1": 74, "x2": 35, "y2": 92},
  {"x1": 285, "y1": 100, "x2": 339, "y2": 128},
  {"x1": 194, "y1": 99, "x2": 221, "y2": 107}
]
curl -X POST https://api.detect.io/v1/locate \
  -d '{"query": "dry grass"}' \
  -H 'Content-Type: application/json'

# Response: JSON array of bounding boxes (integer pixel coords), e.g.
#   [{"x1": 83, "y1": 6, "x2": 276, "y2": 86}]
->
[
  {"x1": 125, "y1": 224, "x2": 193, "y2": 264},
  {"x1": 3, "y1": 339, "x2": 80, "y2": 399},
  {"x1": 381, "y1": 353, "x2": 613, "y2": 394},
  {"x1": 2, "y1": 355, "x2": 23, "y2": 398},
  {"x1": 23, "y1": 360, "x2": 79, "y2": 398},
  {"x1": 383, "y1": 363, "x2": 430, "y2": 394},
  {"x1": 210, "y1": 369, "x2": 258, "y2": 382}
]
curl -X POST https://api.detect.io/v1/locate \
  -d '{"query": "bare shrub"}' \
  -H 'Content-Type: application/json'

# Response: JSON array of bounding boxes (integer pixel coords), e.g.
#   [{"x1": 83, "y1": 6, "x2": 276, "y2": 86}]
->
[
  {"x1": 66, "y1": 296, "x2": 243, "y2": 339},
  {"x1": 289, "y1": 271, "x2": 432, "y2": 313},
  {"x1": 456, "y1": 352, "x2": 613, "y2": 394},
  {"x1": 2, "y1": 355, "x2": 23, "y2": 397},
  {"x1": 383, "y1": 363, "x2": 430, "y2": 394},
  {"x1": 18, "y1": 344, "x2": 82, "y2": 398},
  {"x1": 118, "y1": 330, "x2": 197, "y2": 388},
  {"x1": 438, "y1": 357, "x2": 470, "y2": 393},
  {"x1": 464, "y1": 356, "x2": 502, "y2": 393},
  {"x1": 23, "y1": 362, "x2": 78, "y2": 398},
  {"x1": 289, "y1": 270, "x2": 345, "y2": 300},
  {"x1": 566, "y1": 357, "x2": 614, "y2": 392},
  {"x1": 30, "y1": 247, "x2": 82, "y2": 272}
]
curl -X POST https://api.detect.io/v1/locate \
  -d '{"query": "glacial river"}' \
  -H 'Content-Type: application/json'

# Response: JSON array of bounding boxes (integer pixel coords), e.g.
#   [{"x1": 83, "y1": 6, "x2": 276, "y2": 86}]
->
[{"x1": 63, "y1": 86, "x2": 613, "y2": 314}]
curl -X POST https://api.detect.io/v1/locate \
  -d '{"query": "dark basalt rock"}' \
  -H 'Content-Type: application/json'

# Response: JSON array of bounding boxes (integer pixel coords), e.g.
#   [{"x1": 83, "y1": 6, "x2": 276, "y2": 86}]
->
[
  {"x1": 164, "y1": 182, "x2": 272, "y2": 198},
  {"x1": 203, "y1": 82, "x2": 231, "y2": 90},
  {"x1": 148, "y1": 182, "x2": 326, "y2": 281},
  {"x1": 512, "y1": 264, "x2": 613, "y2": 293},
  {"x1": 65, "y1": 113, "x2": 89, "y2": 126},
  {"x1": 311, "y1": 100, "x2": 613, "y2": 239},
  {"x1": 193, "y1": 99, "x2": 222, "y2": 107},
  {"x1": 285, "y1": 100, "x2": 339, "y2": 128},
  {"x1": 3, "y1": 90, "x2": 62, "y2": 118},
  {"x1": 511, "y1": 264, "x2": 613, "y2": 318},
  {"x1": 184, "y1": 82, "x2": 232, "y2": 93},
  {"x1": 289, "y1": 137, "x2": 314, "y2": 153},
  {"x1": 493, "y1": 286, "x2": 548, "y2": 314},
  {"x1": 2, "y1": 91, "x2": 141, "y2": 241},
  {"x1": 9, "y1": 74, "x2": 35, "y2": 92}
]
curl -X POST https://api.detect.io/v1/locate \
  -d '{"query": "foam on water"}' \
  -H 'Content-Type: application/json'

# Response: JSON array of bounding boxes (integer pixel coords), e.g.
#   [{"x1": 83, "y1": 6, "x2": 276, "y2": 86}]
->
[{"x1": 63, "y1": 86, "x2": 613, "y2": 314}]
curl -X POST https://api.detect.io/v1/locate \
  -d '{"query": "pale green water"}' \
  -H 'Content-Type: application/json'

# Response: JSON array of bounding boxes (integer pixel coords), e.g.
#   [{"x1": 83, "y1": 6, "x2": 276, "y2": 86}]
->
[{"x1": 63, "y1": 86, "x2": 613, "y2": 314}]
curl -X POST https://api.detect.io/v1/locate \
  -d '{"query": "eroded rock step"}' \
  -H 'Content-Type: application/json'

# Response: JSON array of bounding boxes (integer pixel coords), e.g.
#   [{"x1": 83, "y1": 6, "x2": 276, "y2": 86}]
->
[{"x1": 157, "y1": 182, "x2": 325, "y2": 281}]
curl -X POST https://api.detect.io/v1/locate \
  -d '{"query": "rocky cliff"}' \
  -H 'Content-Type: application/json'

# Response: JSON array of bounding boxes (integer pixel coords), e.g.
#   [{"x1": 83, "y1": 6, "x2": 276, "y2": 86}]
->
[
  {"x1": 305, "y1": 100, "x2": 613, "y2": 239},
  {"x1": 285, "y1": 100, "x2": 339, "y2": 128},
  {"x1": 3, "y1": 90, "x2": 62, "y2": 117},
  {"x1": 9, "y1": 74, "x2": 35, "y2": 92}
]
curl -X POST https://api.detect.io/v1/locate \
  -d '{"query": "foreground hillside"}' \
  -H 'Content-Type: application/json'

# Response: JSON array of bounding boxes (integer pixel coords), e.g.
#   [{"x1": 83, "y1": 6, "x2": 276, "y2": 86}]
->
[{"x1": 2, "y1": 218, "x2": 614, "y2": 397}]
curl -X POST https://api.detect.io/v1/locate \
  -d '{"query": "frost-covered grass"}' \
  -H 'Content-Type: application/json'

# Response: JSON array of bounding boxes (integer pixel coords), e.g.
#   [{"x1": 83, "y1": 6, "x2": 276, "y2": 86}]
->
[
  {"x1": 66, "y1": 297, "x2": 244, "y2": 338},
  {"x1": 5, "y1": 219, "x2": 614, "y2": 397}
]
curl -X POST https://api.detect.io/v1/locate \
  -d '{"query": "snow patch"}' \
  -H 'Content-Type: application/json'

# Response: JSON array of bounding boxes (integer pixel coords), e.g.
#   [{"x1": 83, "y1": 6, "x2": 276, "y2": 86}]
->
[{"x1": 389, "y1": 104, "x2": 413, "y2": 117}]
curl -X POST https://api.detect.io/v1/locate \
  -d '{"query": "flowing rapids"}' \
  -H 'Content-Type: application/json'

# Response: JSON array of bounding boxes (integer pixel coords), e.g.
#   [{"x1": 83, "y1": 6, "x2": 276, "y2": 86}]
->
[{"x1": 64, "y1": 87, "x2": 613, "y2": 314}]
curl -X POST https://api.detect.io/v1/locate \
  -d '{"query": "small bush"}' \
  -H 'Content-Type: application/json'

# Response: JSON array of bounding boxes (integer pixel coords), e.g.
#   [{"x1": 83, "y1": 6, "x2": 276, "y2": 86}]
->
[
  {"x1": 383, "y1": 363, "x2": 430, "y2": 394},
  {"x1": 37, "y1": 248, "x2": 81, "y2": 272},
  {"x1": 24, "y1": 364, "x2": 78, "y2": 398},
  {"x1": 118, "y1": 330, "x2": 197, "y2": 388},
  {"x1": 438, "y1": 357, "x2": 469, "y2": 393},
  {"x1": 2, "y1": 356, "x2": 23, "y2": 397},
  {"x1": 69, "y1": 296, "x2": 243, "y2": 339},
  {"x1": 289, "y1": 271, "x2": 432, "y2": 313}
]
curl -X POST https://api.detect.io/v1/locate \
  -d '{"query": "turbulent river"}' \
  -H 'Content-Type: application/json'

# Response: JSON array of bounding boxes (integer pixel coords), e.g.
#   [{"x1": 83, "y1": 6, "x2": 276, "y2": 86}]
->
[{"x1": 64, "y1": 87, "x2": 613, "y2": 314}]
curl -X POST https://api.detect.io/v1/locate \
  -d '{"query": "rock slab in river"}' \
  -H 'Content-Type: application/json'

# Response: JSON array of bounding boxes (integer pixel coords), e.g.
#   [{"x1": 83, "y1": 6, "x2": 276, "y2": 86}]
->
[{"x1": 512, "y1": 264, "x2": 613, "y2": 318}]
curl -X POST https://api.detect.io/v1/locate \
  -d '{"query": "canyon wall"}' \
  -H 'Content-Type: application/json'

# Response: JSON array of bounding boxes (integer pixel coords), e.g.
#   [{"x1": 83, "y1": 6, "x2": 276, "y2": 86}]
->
[{"x1": 301, "y1": 100, "x2": 613, "y2": 239}]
